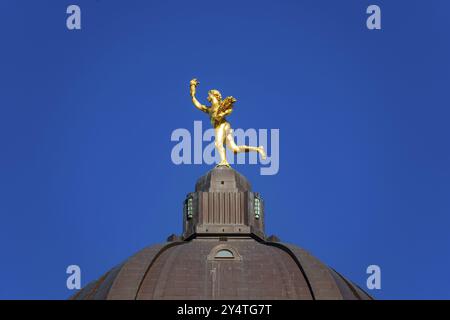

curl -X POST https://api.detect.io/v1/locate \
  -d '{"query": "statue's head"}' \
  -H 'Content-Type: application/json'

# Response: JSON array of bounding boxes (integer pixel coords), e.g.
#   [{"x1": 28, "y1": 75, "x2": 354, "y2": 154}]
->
[{"x1": 207, "y1": 89, "x2": 222, "y2": 104}]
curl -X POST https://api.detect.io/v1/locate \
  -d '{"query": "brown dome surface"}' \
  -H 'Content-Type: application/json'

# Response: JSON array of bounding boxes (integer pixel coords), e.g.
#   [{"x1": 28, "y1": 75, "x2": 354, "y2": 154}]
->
[
  {"x1": 72, "y1": 167, "x2": 372, "y2": 300},
  {"x1": 71, "y1": 238, "x2": 371, "y2": 300}
]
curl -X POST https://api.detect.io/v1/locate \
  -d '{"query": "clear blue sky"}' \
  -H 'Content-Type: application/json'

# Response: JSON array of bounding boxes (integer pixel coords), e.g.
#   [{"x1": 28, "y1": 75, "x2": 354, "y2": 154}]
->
[{"x1": 0, "y1": 0, "x2": 449, "y2": 299}]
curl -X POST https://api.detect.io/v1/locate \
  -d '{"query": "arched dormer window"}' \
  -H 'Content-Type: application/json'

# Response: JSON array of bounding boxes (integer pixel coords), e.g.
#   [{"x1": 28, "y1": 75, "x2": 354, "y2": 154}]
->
[
  {"x1": 215, "y1": 249, "x2": 234, "y2": 259},
  {"x1": 207, "y1": 245, "x2": 242, "y2": 261}
]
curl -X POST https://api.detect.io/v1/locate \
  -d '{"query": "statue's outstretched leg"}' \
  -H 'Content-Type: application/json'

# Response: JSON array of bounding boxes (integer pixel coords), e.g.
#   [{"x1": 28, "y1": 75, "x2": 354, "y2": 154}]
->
[{"x1": 225, "y1": 127, "x2": 267, "y2": 160}]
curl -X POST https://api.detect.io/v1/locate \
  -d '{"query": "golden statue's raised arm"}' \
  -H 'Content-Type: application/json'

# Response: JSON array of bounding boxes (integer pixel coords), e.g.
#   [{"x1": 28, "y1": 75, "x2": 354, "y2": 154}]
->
[{"x1": 190, "y1": 79, "x2": 209, "y2": 113}]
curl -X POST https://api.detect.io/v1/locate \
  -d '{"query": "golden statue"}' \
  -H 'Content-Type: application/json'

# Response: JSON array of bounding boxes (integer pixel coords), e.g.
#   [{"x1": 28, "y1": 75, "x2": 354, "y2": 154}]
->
[{"x1": 190, "y1": 78, "x2": 266, "y2": 167}]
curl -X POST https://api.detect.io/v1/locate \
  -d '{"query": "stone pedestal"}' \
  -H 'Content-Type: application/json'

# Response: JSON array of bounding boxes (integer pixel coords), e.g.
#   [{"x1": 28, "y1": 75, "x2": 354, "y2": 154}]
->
[{"x1": 182, "y1": 166, "x2": 265, "y2": 240}]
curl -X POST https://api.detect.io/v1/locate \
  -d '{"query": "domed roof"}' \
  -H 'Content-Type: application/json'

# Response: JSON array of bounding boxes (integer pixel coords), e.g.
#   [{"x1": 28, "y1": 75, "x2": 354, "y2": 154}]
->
[
  {"x1": 72, "y1": 166, "x2": 372, "y2": 300},
  {"x1": 71, "y1": 238, "x2": 371, "y2": 300},
  {"x1": 195, "y1": 166, "x2": 251, "y2": 192}
]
